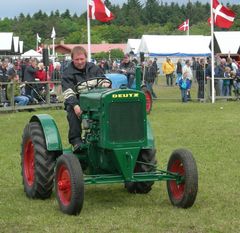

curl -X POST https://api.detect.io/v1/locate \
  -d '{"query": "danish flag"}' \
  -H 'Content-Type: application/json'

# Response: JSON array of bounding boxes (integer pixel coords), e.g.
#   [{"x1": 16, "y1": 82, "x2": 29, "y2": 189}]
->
[
  {"x1": 209, "y1": 0, "x2": 236, "y2": 29},
  {"x1": 89, "y1": 0, "x2": 115, "y2": 22},
  {"x1": 178, "y1": 19, "x2": 189, "y2": 31}
]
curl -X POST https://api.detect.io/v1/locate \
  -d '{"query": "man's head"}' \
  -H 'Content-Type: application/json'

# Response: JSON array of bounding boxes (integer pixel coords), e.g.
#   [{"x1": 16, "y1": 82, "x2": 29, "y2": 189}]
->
[
  {"x1": 30, "y1": 58, "x2": 37, "y2": 68},
  {"x1": 71, "y1": 46, "x2": 88, "y2": 70},
  {"x1": 123, "y1": 54, "x2": 130, "y2": 64}
]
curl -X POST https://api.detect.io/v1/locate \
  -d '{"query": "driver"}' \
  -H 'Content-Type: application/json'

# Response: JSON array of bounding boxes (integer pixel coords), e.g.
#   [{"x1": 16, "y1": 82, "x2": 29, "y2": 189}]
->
[{"x1": 62, "y1": 46, "x2": 104, "y2": 153}]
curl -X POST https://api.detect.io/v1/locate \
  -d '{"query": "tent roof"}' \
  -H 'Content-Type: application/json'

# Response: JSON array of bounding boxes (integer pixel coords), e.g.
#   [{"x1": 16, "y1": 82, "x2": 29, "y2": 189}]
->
[
  {"x1": 21, "y1": 49, "x2": 42, "y2": 57},
  {"x1": 125, "y1": 39, "x2": 141, "y2": 54},
  {"x1": 138, "y1": 35, "x2": 211, "y2": 57},
  {"x1": 0, "y1": 32, "x2": 13, "y2": 51},
  {"x1": 214, "y1": 31, "x2": 240, "y2": 54}
]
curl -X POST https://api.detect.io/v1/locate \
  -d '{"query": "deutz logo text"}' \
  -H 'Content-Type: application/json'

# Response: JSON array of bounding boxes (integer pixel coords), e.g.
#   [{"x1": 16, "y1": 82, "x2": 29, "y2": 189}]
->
[{"x1": 112, "y1": 93, "x2": 139, "y2": 98}]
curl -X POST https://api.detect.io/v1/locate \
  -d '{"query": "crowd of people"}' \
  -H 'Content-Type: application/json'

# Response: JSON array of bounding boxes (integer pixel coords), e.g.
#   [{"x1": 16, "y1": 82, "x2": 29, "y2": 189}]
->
[
  {"x1": 0, "y1": 58, "x2": 64, "y2": 107},
  {"x1": 1, "y1": 53, "x2": 240, "y2": 108},
  {"x1": 161, "y1": 55, "x2": 240, "y2": 102}
]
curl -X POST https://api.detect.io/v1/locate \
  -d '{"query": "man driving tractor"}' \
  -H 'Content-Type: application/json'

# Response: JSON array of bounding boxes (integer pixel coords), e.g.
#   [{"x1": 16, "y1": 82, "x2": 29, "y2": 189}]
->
[{"x1": 61, "y1": 46, "x2": 104, "y2": 153}]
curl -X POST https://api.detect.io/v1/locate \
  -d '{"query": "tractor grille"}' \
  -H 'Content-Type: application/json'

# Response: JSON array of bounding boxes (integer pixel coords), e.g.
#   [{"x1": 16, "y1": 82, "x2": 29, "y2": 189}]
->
[{"x1": 108, "y1": 102, "x2": 144, "y2": 142}]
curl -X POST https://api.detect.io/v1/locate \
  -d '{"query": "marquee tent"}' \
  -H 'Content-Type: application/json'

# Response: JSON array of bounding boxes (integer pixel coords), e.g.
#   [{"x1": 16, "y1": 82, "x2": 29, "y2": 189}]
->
[
  {"x1": 21, "y1": 49, "x2": 42, "y2": 58},
  {"x1": 138, "y1": 35, "x2": 211, "y2": 57},
  {"x1": 214, "y1": 31, "x2": 240, "y2": 54},
  {"x1": 125, "y1": 39, "x2": 141, "y2": 55}
]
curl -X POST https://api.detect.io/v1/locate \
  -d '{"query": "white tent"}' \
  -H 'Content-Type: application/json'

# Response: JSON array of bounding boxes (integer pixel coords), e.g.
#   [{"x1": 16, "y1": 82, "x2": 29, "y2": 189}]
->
[
  {"x1": 138, "y1": 35, "x2": 211, "y2": 57},
  {"x1": 125, "y1": 39, "x2": 141, "y2": 55},
  {"x1": 214, "y1": 31, "x2": 240, "y2": 54},
  {"x1": 0, "y1": 32, "x2": 13, "y2": 52},
  {"x1": 21, "y1": 49, "x2": 42, "y2": 58}
]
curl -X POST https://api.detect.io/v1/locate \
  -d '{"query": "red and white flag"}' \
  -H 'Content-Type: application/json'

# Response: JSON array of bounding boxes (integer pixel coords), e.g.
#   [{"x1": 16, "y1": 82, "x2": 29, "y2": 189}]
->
[
  {"x1": 89, "y1": 0, "x2": 114, "y2": 22},
  {"x1": 209, "y1": 0, "x2": 236, "y2": 29},
  {"x1": 178, "y1": 19, "x2": 189, "y2": 31}
]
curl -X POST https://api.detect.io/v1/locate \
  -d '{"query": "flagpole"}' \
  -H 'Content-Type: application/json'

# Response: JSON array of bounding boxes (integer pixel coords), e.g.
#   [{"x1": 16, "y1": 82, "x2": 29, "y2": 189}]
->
[
  {"x1": 52, "y1": 37, "x2": 55, "y2": 62},
  {"x1": 87, "y1": 0, "x2": 91, "y2": 62},
  {"x1": 210, "y1": 0, "x2": 215, "y2": 103},
  {"x1": 36, "y1": 34, "x2": 38, "y2": 51},
  {"x1": 187, "y1": 19, "x2": 189, "y2": 36}
]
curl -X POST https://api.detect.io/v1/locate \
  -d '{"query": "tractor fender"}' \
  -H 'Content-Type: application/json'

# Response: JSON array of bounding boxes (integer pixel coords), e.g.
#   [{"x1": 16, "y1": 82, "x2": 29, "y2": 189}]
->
[
  {"x1": 145, "y1": 120, "x2": 155, "y2": 149},
  {"x1": 30, "y1": 114, "x2": 62, "y2": 152}
]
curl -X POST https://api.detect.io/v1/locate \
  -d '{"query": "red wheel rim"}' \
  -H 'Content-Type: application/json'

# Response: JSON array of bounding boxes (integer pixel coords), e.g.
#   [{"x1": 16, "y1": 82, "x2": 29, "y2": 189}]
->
[
  {"x1": 24, "y1": 139, "x2": 35, "y2": 186},
  {"x1": 57, "y1": 165, "x2": 72, "y2": 206},
  {"x1": 144, "y1": 90, "x2": 152, "y2": 113},
  {"x1": 169, "y1": 159, "x2": 185, "y2": 200}
]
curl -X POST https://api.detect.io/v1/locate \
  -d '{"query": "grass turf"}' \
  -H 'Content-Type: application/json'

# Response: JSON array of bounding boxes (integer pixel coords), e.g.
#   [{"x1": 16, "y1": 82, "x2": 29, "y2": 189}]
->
[{"x1": 0, "y1": 99, "x2": 240, "y2": 233}]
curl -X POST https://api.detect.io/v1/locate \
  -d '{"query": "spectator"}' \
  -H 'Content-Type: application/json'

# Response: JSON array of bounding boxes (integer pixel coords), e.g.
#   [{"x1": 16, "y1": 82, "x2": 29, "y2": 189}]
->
[
  {"x1": 191, "y1": 57, "x2": 198, "y2": 82},
  {"x1": 196, "y1": 58, "x2": 205, "y2": 101},
  {"x1": 20, "y1": 58, "x2": 29, "y2": 82},
  {"x1": 7, "y1": 69, "x2": 29, "y2": 106},
  {"x1": 145, "y1": 60, "x2": 157, "y2": 98},
  {"x1": 182, "y1": 59, "x2": 193, "y2": 100},
  {"x1": 223, "y1": 66, "x2": 231, "y2": 96},
  {"x1": 52, "y1": 62, "x2": 61, "y2": 81},
  {"x1": 35, "y1": 63, "x2": 47, "y2": 81},
  {"x1": 179, "y1": 74, "x2": 191, "y2": 103},
  {"x1": 162, "y1": 57, "x2": 175, "y2": 86},
  {"x1": 0, "y1": 61, "x2": 9, "y2": 105},
  {"x1": 176, "y1": 58, "x2": 183, "y2": 85},
  {"x1": 215, "y1": 58, "x2": 226, "y2": 96},
  {"x1": 23, "y1": 58, "x2": 37, "y2": 98},
  {"x1": 152, "y1": 57, "x2": 159, "y2": 85},
  {"x1": 119, "y1": 54, "x2": 136, "y2": 88}
]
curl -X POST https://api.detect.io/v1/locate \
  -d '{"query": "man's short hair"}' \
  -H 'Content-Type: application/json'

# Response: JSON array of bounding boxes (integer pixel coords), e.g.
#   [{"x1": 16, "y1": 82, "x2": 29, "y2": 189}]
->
[{"x1": 71, "y1": 46, "x2": 87, "y2": 59}]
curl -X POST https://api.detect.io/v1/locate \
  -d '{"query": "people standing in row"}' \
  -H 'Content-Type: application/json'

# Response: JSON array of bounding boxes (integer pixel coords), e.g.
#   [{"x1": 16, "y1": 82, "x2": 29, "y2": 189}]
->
[{"x1": 162, "y1": 57, "x2": 175, "y2": 86}]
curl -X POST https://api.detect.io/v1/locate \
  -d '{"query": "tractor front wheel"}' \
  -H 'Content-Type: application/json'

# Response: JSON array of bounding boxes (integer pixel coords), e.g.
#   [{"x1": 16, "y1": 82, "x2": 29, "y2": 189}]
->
[
  {"x1": 55, "y1": 154, "x2": 84, "y2": 215},
  {"x1": 125, "y1": 149, "x2": 157, "y2": 194},
  {"x1": 167, "y1": 149, "x2": 198, "y2": 208},
  {"x1": 21, "y1": 122, "x2": 56, "y2": 199}
]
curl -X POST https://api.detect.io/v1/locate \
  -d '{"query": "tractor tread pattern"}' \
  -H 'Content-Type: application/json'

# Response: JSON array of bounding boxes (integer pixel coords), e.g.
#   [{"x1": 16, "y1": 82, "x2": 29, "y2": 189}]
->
[{"x1": 21, "y1": 122, "x2": 56, "y2": 199}]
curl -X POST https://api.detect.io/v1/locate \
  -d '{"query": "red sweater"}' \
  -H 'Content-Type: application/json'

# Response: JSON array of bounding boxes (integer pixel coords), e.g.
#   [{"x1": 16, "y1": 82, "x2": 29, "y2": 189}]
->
[{"x1": 35, "y1": 70, "x2": 47, "y2": 81}]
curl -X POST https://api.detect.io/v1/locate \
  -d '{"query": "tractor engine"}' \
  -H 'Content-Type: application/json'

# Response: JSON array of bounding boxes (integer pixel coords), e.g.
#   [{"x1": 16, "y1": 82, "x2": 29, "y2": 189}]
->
[{"x1": 79, "y1": 87, "x2": 148, "y2": 175}]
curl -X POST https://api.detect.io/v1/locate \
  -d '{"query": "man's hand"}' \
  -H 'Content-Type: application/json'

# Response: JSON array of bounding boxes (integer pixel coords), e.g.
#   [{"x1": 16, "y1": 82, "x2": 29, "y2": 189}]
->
[{"x1": 73, "y1": 105, "x2": 82, "y2": 118}]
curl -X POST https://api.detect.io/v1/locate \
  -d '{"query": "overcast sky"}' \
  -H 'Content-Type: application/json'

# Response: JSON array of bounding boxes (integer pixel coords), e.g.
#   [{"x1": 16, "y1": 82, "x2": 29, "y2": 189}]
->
[{"x1": 0, "y1": 0, "x2": 238, "y2": 19}]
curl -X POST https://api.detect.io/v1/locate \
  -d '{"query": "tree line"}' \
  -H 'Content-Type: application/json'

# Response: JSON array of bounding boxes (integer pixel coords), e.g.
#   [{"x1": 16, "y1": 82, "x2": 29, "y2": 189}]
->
[{"x1": 0, "y1": 0, "x2": 239, "y2": 51}]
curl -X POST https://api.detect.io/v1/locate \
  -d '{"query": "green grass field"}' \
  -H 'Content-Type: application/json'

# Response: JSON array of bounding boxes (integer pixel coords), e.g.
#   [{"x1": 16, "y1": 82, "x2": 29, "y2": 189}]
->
[{"x1": 1, "y1": 99, "x2": 240, "y2": 233}]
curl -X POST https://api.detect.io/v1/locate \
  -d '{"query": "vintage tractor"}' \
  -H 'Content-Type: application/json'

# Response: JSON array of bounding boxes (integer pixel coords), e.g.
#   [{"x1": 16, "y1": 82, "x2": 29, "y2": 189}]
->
[{"x1": 20, "y1": 68, "x2": 198, "y2": 215}]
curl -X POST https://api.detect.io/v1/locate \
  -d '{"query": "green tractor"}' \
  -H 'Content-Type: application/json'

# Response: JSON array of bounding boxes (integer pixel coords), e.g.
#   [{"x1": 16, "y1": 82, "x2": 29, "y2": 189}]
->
[{"x1": 20, "y1": 68, "x2": 198, "y2": 215}]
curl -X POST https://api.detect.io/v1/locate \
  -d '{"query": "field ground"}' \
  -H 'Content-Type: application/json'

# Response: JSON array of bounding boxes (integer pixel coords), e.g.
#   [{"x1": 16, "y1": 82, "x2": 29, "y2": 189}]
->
[{"x1": 1, "y1": 96, "x2": 240, "y2": 232}]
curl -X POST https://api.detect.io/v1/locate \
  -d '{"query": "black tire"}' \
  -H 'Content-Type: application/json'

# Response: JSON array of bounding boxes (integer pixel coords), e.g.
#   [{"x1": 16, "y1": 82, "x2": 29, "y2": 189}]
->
[
  {"x1": 167, "y1": 149, "x2": 198, "y2": 208},
  {"x1": 21, "y1": 122, "x2": 56, "y2": 199},
  {"x1": 141, "y1": 86, "x2": 152, "y2": 114},
  {"x1": 55, "y1": 154, "x2": 84, "y2": 215},
  {"x1": 125, "y1": 149, "x2": 157, "y2": 194}
]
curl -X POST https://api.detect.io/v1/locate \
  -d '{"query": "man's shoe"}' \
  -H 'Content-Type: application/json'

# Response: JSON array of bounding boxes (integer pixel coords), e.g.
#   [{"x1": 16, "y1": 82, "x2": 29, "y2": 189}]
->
[{"x1": 72, "y1": 140, "x2": 84, "y2": 153}]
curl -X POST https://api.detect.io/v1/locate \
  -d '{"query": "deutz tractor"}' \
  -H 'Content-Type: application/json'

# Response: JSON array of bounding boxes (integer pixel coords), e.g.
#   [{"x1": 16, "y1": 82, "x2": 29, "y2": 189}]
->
[{"x1": 20, "y1": 67, "x2": 198, "y2": 215}]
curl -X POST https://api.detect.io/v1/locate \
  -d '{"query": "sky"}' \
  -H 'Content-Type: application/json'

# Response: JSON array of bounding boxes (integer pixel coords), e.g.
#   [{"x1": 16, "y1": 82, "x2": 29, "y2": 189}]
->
[{"x1": 0, "y1": 0, "x2": 238, "y2": 19}]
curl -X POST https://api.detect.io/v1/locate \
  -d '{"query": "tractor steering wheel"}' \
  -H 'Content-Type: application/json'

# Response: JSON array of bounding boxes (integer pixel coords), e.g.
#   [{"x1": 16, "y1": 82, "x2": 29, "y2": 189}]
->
[{"x1": 75, "y1": 77, "x2": 112, "y2": 93}]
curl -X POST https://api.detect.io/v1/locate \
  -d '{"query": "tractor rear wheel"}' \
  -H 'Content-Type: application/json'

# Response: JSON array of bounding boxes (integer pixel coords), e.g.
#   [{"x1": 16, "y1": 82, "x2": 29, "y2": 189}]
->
[
  {"x1": 125, "y1": 149, "x2": 156, "y2": 194},
  {"x1": 167, "y1": 149, "x2": 198, "y2": 208},
  {"x1": 141, "y1": 86, "x2": 152, "y2": 114},
  {"x1": 21, "y1": 122, "x2": 56, "y2": 199},
  {"x1": 55, "y1": 154, "x2": 84, "y2": 215}
]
